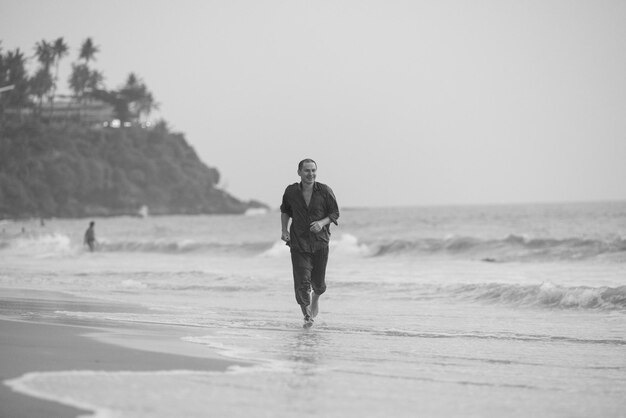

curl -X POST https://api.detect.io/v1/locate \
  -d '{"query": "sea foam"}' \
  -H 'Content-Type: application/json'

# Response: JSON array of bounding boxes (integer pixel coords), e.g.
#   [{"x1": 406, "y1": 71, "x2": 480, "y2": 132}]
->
[
  {"x1": 449, "y1": 282, "x2": 626, "y2": 311},
  {"x1": 7, "y1": 233, "x2": 79, "y2": 258}
]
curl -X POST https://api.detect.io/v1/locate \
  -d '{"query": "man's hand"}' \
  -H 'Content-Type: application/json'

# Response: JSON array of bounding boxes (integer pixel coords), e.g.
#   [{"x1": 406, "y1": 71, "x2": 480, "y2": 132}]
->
[
  {"x1": 309, "y1": 220, "x2": 327, "y2": 233},
  {"x1": 281, "y1": 231, "x2": 290, "y2": 242}
]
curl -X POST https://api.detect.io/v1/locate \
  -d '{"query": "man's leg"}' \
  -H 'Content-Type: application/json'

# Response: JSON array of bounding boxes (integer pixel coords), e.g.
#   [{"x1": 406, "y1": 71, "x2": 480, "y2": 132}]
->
[
  {"x1": 291, "y1": 250, "x2": 313, "y2": 320},
  {"x1": 310, "y1": 247, "x2": 329, "y2": 318},
  {"x1": 310, "y1": 292, "x2": 320, "y2": 318}
]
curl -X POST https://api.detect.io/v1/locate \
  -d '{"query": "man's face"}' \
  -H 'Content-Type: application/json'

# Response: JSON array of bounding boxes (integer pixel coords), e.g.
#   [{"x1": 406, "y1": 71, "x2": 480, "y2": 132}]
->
[{"x1": 298, "y1": 162, "x2": 317, "y2": 185}]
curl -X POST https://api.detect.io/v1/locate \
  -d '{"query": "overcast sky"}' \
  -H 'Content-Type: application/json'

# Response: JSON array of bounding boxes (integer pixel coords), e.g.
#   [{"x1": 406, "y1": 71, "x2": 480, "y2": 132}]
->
[{"x1": 2, "y1": 0, "x2": 625, "y2": 208}]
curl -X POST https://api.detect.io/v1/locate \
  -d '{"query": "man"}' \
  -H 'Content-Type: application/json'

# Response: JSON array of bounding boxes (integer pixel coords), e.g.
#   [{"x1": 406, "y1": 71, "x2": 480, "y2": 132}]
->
[
  {"x1": 84, "y1": 221, "x2": 96, "y2": 252},
  {"x1": 280, "y1": 159, "x2": 339, "y2": 328}
]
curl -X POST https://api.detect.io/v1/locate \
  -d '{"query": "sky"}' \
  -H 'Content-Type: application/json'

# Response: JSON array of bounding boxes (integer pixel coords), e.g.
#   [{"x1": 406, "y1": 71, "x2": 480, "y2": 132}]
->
[{"x1": 2, "y1": 0, "x2": 625, "y2": 208}]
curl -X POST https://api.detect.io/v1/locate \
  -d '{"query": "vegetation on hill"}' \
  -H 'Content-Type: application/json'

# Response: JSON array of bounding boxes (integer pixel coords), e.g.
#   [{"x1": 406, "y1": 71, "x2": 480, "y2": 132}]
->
[
  {"x1": 0, "y1": 121, "x2": 266, "y2": 219},
  {"x1": 0, "y1": 37, "x2": 266, "y2": 219},
  {"x1": 1, "y1": 37, "x2": 157, "y2": 123}
]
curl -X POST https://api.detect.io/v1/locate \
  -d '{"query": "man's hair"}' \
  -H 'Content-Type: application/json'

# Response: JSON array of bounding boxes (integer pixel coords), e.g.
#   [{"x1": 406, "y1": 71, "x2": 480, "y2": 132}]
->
[{"x1": 298, "y1": 158, "x2": 317, "y2": 171}]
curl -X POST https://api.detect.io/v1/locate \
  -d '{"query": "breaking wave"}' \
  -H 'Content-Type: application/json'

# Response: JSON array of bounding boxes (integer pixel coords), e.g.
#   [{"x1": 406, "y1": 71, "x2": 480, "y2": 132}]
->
[
  {"x1": 447, "y1": 282, "x2": 626, "y2": 311},
  {"x1": 368, "y1": 234, "x2": 626, "y2": 261},
  {"x1": 98, "y1": 234, "x2": 626, "y2": 261},
  {"x1": 2, "y1": 231, "x2": 625, "y2": 262},
  {"x1": 98, "y1": 240, "x2": 269, "y2": 254},
  {"x1": 0, "y1": 233, "x2": 79, "y2": 257}
]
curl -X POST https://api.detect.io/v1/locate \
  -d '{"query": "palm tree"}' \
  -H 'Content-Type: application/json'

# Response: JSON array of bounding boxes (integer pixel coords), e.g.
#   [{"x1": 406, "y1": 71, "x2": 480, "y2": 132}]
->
[
  {"x1": 136, "y1": 91, "x2": 159, "y2": 124},
  {"x1": 119, "y1": 73, "x2": 145, "y2": 122},
  {"x1": 79, "y1": 38, "x2": 99, "y2": 64},
  {"x1": 0, "y1": 44, "x2": 6, "y2": 118},
  {"x1": 52, "y1": 38, "x2": 69, "y2": 71},
  {"x1": 70, "y1": 38, "x2": 99, "y2": 121},
  {"x1": 50, "y1": 37, "x2": 69, "y2": 114},
  {"x1": 88, "y1": 69, "x2": 104, "y2": 89},
  {"x1": 125, "y1": 73, "x2": 139, "y2": 88},
  {"x1": 3, "y1": 49, "x2": 30, "y2": 119},
  {"x1": 30, "y1": 68, "x2": 53, "y2": 114},
  {"x1": 0, "y1": 43, "x2": 5, "y2": 88},
  {"x1": 34, "y1": 40, "x2": 54, "y2": 70},
  {"x1": 86, "y1": 69, "x2": 104, "y2": 99},
  {"x1": 33, "y1": 40, "x2": 55, "y2": 118},
  {"x1": 120, "y1": 73, "x2": 158, "y2": 122},
  {"x1": 69, "y1": 63, "x2": 90, "y2": 110}
]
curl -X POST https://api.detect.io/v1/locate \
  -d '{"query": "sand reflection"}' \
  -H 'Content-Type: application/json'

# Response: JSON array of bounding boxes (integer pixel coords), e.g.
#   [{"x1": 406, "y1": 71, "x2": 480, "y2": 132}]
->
[{"x1": 285, "y1": 329, "x2": 330, "y2": 395}]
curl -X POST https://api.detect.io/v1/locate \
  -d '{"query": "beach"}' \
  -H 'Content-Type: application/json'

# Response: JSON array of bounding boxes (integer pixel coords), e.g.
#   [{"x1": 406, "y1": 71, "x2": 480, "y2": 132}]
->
[
  {"x1": 0, "y1": 290, "x2": 246, "y2": 418},
  {"x1": 1, "y1": 203, "x2": 625, "y2": 417}
]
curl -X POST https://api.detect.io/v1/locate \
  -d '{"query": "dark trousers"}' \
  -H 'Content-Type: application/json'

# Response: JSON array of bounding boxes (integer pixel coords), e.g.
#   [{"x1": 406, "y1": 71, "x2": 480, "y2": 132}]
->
[{"x1": 291, "y1": 247, "x2": 329, "y2": 312}]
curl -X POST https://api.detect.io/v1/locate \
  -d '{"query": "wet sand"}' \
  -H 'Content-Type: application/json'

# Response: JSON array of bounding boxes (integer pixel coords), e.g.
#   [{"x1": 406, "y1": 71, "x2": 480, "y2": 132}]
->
[{"x1": 0, "y1": 290, "x2": 247, "y2": 418}]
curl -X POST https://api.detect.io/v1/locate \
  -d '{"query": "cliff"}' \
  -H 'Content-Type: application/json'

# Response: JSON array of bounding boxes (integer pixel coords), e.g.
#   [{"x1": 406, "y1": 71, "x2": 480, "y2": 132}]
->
[{"x1": 0, "y1": 121, "x2": 266, "y2": 218}]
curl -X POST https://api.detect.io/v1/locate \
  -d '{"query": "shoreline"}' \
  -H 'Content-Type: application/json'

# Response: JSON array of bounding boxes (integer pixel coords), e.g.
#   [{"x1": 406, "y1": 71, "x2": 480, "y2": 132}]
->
[{"x1": 0, "y1": 289, "x2": 250, "y2": 418}]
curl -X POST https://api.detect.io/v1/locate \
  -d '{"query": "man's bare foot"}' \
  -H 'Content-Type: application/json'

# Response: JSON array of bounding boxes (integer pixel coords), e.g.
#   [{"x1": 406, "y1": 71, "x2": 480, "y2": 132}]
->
[
  {"x1": 310, "y1": 293, "x2": 320, "y2": 318},
  {"x1": 303, "y1": 316, "x2": 314, "y2": 328}
]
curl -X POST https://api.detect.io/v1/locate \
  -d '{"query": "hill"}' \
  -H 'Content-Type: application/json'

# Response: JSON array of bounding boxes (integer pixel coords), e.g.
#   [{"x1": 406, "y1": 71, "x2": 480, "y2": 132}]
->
[{"x1": 0, "y1": 121, "x2": 266, "y2": 218}]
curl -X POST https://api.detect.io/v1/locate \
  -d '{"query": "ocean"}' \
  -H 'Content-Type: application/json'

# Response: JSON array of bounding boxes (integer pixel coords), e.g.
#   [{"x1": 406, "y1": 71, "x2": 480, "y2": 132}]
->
[{"x1": 1, "y1": 201, "x2": 625, "y2": 417}]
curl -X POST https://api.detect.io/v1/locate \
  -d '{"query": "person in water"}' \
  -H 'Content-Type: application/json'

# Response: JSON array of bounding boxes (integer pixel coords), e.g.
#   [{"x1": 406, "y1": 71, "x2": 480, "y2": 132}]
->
[
  {"x1": 84, "y1": 221, "x2": 97, "y2": 251},
  {"x1": 280, "y1": 158, "x2": 339, "y2": 328}
]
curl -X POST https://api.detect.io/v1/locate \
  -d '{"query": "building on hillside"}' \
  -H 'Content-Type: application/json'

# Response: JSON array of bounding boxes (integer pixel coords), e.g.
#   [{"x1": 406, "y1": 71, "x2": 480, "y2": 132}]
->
[
  {"x1": 2, "y1": 97, "x2": 115, "y2": 126},
  {"x1": 46, "y1": 97, "x2": 116, "y2": 125},
  {"x1": 2, "y1": 95, "x2": 152, "y2": 128}
]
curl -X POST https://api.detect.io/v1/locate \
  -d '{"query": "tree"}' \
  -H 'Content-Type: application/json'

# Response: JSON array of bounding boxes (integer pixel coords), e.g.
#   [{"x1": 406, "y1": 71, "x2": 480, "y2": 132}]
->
[
  {"x1": 136, "y1": 91, "x2": 158, "y2": 123},
  {"x1": 50, "y1": 37, "x2": 69, "y2": 113},
  {"x1": 30, "y1": 68, "x2": 53, "y2": 113},
  {"x1": 117, "y1": 73, "x2": 158, "y2": 123},
  {"x1": 79, "y1": 38, "x2": 99, "y2": 64},
  {"x1": 69, "y1": 38, "x2": 103, "y2": 120},
  {"x1": 32, "y1": 40, "x2": 55, "y2": 116},
  {"x1": 91, "y1": 73, "x2": 157, "y2": 123},
  {"x1": 152, "y1": 119, "x2": 170, "y2": 134},
  {"x1": 68, "y1": 63, "x2": 90, "y2": 106},
  {"x1": 52, "y1": 38, "x2": 69, "y2": 76},
  {"x1": 90, "y1": 88, "x2": 129, "y2": 122},
  {"x1": 1, "y1": 49, "x2": 30, "y2": 119},
  {"x1": 34, "y1": 39, "x2": 54, "y2": 70},
  {"x1": 0, "y1": 42, "x2": 5, "y2": 84},
  {"x1": 87, "y1": 69, "x2": 104, "y2": 95},
  {"x1": 0, "y1": 44, "x2": 6, "y2": 118}
]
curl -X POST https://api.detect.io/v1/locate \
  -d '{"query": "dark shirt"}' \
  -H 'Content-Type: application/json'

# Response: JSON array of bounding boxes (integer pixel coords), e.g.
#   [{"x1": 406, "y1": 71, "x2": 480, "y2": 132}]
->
[
  {"x1": 280, "y1": 182, "x2": 339, "y2": 253},
  {"x1": 84, "y1": 227, "x2": 95, "y2": 242}
]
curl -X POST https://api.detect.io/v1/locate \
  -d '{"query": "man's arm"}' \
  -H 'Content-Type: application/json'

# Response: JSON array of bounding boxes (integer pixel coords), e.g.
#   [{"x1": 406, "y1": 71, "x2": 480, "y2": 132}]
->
[
  {"x1": 281, "y1": 212, "x2": 291, "y2": 242},
  {"x1": 280, "y1": 187, "x2": 293, "y2": 242},
  {"x1": 309, "y1": 217, "x2": 331, "y2": 233},
  {"x1": 310, "y1": 185, "x2": 339, "y2": 233},
  {"x1": 325, "y1": 185, "x2": 339, "y2": 225}
]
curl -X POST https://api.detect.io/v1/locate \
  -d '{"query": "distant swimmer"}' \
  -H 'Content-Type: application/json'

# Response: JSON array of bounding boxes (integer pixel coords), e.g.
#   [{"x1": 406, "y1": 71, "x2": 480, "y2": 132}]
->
[
  {"x1": 280, "y1": 158, "x2": 340, "y2": 328},
  {"x1": 84, "y1": 221, "x2": 97, "y2": 252}
]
